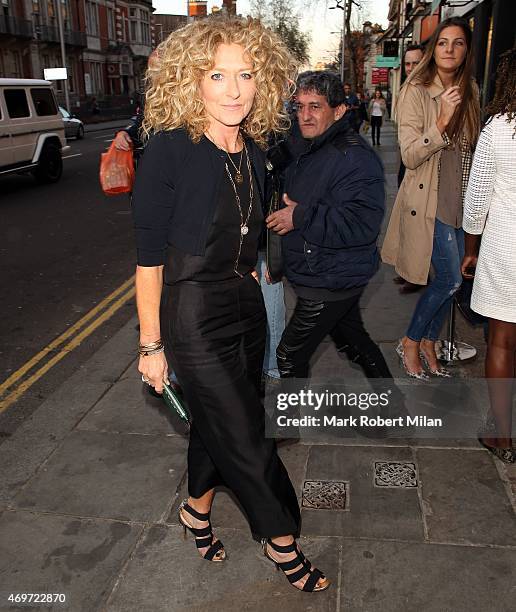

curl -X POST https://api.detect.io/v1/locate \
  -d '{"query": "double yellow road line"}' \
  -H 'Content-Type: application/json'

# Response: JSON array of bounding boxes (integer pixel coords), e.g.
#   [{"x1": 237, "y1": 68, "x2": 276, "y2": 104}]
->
[{"x1": 0, "y1": 276, "x2": 136, "y2": 414}]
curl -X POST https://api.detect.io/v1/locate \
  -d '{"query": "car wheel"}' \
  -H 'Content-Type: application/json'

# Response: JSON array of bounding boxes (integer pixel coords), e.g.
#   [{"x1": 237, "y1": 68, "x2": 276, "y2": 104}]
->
[
  {"x1": 33, "y1": 143, "x2": 63, "y2": 183},
  {"x1": 77, "y1": 125, "x2": 84, "y2": 139}
]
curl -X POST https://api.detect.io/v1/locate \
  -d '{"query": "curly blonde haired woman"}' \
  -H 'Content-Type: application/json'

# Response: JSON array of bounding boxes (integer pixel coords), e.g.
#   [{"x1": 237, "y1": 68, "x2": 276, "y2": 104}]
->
[{"x1": 132, "y1": 17, "x2": 330, "y2": 593}]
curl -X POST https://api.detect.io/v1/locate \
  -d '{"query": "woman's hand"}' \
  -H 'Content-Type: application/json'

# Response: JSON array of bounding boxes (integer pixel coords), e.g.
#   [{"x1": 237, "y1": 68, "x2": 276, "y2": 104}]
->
[
  {"x1": 437, "y1": 86, "x2": 461, "y2": 134},
  {"x1": 461, "y1": 255, "x2": 478, "y2": 279},
  {"x1": 139, "y1": 352, "x2": 168, "y2": 394},
  {"x1": 114, "y1": 130, "x2": 133, "y2": 151}
]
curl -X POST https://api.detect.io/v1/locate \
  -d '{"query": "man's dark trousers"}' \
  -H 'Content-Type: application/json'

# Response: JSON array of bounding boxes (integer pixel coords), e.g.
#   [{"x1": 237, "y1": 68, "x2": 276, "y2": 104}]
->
[{"x1": 277, "y1": 291, "x2": 392, "y2": 381}]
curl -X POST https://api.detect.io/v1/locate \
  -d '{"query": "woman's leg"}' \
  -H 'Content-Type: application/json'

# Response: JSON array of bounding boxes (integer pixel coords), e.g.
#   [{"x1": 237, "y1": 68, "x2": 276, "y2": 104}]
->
[
  {"x1": 404, "y1": 220, "x2": 463, "y2": 374},
  {"x1": 371, "y1": 117, "x2": 377, "y2": 145},
  {"x1": 483, "y1": 318, "x2": 516, "y2": 448},
  {"x1": 170, "y1": 277, "x2": 300, "y2": 538},
  {"x1": 377, "y1": 117, "x2": 382, "y2": 145},
  {"x1": 420, "y1": 226, "x2": 465, "y2": 370}
]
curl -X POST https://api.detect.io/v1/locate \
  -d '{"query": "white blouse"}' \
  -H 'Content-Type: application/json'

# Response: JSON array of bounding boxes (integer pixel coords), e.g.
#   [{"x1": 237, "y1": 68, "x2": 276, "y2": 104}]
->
[{"x1": 463, "y1": 114, "x2": 516, "y2": 322}]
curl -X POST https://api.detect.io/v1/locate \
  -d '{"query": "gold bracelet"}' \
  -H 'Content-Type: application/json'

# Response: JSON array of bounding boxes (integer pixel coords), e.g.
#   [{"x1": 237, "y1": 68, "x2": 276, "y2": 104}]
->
[
  {"x1": 139, "y1": 345, "x2": 164, "y2": 357},
  {"x1": 139, "y1": 339, "x2": 162, "y2": 349}
]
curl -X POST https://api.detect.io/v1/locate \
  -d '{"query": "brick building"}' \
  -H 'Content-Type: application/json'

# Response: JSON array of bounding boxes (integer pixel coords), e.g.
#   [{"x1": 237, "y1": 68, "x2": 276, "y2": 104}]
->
[
  {"x1": 1, "y1": 0, "x2": 240, "y2": 115},
  {"x1": 1, "y1": 0, "x2": 156, "y2": 114}
]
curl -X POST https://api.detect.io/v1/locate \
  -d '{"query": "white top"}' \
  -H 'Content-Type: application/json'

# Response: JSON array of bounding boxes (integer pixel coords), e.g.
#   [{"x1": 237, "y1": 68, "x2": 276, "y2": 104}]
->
[
  {"x1": 371, "y1": 101, "x2": 384, "y2": 117},
  {"x1": 463, "y1": 114, "x2": 516, "y2": 322}
]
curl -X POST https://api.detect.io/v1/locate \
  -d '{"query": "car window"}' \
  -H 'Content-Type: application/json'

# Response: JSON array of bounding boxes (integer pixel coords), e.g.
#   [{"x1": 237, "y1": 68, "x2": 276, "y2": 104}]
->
[
  {"x1": 31, "y1": 88, "x2": 58, "y2": 116},
  {"x1": 59, "y1": 106, "x2": 70, "y2": 119},
  {"x1": 5, "y1": 89, "x2": 30, "y2": 118}
]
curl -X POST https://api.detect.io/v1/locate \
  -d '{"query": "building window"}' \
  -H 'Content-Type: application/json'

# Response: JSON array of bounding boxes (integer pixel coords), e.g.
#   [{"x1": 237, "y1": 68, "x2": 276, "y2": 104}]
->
[
  {"x1": 107, "y1": 8, "x2": 115, "y2": 40},
  {"x1": 90, "y1": 61, "x2": 103, "y2": 94},
  {"x1": 140, "y1": 9, "x2": 150, "y2": 45},
  {"x1": 47, "y1": 0, "x2": 55, "y2": 19},
  {"x1": 130, "y1": 18, "x2": 138, "y2": 42},
  {"x1": 32, "y1": 1, "x2": 40, "y2": 12},
  {"x1": 4, "y1": 50, "x2": 22, "y2": 78},
  {"x1": 85, "y1": 0, "x2": 99, "y2": 36}
]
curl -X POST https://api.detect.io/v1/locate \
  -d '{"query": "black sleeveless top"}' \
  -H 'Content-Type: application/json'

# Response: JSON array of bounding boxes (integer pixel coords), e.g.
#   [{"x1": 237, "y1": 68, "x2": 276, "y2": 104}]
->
[{"x1": 165, "y1": 144, "x2": 263, "y2": 284}]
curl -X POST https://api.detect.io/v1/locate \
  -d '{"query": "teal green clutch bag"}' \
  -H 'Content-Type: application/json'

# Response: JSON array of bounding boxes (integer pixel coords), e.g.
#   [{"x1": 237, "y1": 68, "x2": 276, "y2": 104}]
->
[{"x1": 162, "y1": 382, "x2": 191, "y2": 424}]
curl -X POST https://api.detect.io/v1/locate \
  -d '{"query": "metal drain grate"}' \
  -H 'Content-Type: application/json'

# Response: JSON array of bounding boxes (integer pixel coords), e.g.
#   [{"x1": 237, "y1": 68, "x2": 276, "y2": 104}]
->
[
  {"x1": 302, "y1": 480, "x2": 350, "y2": 510},
  {"x1": 374, "y1": 461, "x2": 418, "y2": 488}
]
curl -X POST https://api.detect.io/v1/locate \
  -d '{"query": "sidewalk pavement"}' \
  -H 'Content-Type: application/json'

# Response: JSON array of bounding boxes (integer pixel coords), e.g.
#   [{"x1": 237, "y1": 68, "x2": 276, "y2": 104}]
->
[
  {"x1": 84, "y1": 119, "x2": 133, "y2": 134},
  {"x1": 1, "y1": 122, "x2": 515, "y2": 612}
]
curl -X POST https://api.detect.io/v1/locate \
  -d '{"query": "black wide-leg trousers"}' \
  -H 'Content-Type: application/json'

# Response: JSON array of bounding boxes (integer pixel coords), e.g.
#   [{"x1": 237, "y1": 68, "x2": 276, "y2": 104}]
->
[{"x1": 161, "y1": 273, "x2": 300, "y2": 538}]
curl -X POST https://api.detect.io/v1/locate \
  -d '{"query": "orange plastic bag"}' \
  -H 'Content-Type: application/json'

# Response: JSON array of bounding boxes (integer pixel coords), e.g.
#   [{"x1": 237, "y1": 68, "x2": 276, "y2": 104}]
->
[{"x1": 99, "y1": 141, "x2": 135, "y2": 195}]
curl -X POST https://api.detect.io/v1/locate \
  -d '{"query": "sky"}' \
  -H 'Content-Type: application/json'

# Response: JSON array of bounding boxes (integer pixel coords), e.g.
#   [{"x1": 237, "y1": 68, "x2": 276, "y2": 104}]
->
[{"x1": 151, "y1": 0, "x2": 390, "y2": 67}]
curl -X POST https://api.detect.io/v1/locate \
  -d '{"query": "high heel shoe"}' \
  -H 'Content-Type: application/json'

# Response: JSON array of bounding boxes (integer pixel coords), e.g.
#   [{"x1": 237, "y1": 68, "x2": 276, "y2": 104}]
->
[
  {"x1": 478, "y1": 438, "x2": 516, "y2": 464},
  {"x1": 396, "y1": 341, "x2": 429, "y2": 380},
  {"x1": 261, "y1": 538, "x2": 330, "y2": 592},
  {"x1": 419, "y1": 351, "x2": 452, "y2": 377},
  {"x1": 178, "y1": 500, "x2": 226, "y2": 562}
]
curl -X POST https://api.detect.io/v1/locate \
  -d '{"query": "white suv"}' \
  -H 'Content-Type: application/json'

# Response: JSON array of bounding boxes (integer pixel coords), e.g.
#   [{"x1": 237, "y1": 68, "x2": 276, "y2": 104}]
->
[{"x1": 0, "y1": 78, "x2": 70, "y2": 183}]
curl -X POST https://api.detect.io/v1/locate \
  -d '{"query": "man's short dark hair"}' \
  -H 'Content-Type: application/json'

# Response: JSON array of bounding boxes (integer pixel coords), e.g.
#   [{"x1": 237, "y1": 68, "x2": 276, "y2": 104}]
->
[
  {"x1": 296, "y1": 71, "x2": 345, "y2": 108},
  {"x1": 404, "y1": 44, "x2": 424, "y2": 58}
]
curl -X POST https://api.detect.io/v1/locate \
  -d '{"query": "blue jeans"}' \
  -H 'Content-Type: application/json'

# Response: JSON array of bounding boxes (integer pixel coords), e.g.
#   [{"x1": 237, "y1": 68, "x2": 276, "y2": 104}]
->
[
  {"x1": 406, "y1": 219, "x2": 464, "y2": 342},
  {"x1": 257, "y1": 252, "x2": 286, "y2": 378}
]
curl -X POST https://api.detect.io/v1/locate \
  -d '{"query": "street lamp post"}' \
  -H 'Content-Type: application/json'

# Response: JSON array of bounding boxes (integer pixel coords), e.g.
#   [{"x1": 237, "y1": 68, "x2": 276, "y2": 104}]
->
[
  {"x1": 330, "y1": 0, "x2": 361, "y2": 84},
  {"x1": 56, "y1": 0, "x2": 71, "y2": 111},
  {"x1": 340, "y1": 13, "x2": 346, "y2": 83},
  {"x1": 330, "y1": 0, "x2": 347, "y2": 83}
]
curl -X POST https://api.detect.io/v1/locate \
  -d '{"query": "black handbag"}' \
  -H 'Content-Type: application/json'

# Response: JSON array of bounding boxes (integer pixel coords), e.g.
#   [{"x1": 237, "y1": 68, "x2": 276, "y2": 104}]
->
[
  {"x1": 265, "y1": 139, "x2": 293, "y2": 284},
  {"x1": 266, "y1": 176, "x2": 284, "y2": 283}
]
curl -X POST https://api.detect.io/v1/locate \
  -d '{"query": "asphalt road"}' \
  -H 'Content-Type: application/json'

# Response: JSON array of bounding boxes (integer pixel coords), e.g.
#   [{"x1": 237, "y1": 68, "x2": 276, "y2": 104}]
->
[{"x1": 0, "y1": 126, "x2": 138, "y2": 438}]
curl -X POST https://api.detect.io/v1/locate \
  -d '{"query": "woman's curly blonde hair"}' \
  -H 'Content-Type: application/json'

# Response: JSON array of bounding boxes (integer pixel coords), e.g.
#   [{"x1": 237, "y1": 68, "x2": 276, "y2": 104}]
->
[{"x1": 142, "y1": 16, "x2": 298, "y2": 147}]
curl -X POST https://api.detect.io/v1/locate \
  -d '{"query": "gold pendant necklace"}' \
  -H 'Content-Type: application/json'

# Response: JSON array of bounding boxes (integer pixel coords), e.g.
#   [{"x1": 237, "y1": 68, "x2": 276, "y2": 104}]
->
[
  {"x1": 227, "y1": 150, "x2": 244, "y2": 184},
  {"x1": 207, "y1": 130, "x2": 244, "y2": 183},
  {"x1": 224, "y1": 141, "x2": 254, "y2": 276}
]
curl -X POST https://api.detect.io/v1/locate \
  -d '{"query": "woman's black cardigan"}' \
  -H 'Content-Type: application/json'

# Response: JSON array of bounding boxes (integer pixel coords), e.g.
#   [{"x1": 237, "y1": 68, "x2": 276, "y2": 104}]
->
[{"x1": 132, "y1": 128, "x2": 266, "y2": 267}]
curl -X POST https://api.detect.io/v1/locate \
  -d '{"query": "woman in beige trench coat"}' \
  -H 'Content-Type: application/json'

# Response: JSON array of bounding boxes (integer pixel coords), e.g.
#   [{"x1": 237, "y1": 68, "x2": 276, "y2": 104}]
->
[{"x1": 381, "y1": 17, "x2": 480, "y2": 378}]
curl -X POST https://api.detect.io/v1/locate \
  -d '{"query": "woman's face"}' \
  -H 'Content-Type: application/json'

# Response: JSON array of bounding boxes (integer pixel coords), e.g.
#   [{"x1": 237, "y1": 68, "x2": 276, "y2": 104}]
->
[
  {"x1": 200, "y1": 43, "x2": 256, "y2": 132},
  {"x1": 375, "y1": 90, "x2": 381, "y2": 98},
  {"x1": 434, "y1": 26, "x2": 468, "y2": 73}
]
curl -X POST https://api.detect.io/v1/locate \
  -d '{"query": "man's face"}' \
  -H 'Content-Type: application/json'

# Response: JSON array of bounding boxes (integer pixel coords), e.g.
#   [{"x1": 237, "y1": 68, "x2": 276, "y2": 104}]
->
[
  {"x1": 295, "y1": 90, "x2": 345, "y2": 139},
  {"x1": 343, "y1": 84, "x2": 351, "y2": 95},
  {"x1": 404, "y1": 49, "x2": 423, "y2": 76}
]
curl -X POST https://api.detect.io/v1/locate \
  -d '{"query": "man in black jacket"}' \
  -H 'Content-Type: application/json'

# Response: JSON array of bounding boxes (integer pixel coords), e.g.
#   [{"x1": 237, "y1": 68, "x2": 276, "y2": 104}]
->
[{"x1": 267, "y1": 71, "x2": 397, "y2": 390}]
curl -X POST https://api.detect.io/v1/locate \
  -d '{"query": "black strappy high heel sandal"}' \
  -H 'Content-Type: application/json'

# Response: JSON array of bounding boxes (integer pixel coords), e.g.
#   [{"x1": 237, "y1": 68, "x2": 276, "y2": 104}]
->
[
  {"x1": 261, "y1": 538, "x2": 330, "y2": 592},
  {"x1": 178, "y1": 500, "x2": 226, "y2": 562}
]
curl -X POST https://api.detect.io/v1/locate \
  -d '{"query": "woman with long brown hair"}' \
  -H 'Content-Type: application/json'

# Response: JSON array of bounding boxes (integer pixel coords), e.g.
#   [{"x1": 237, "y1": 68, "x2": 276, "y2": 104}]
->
[
  {"x1": 382, "y1": 17, "x2": 480, "y2": 378},
  {"x1": 461, "y1": 47, "x2": 516, "y2": 463}
]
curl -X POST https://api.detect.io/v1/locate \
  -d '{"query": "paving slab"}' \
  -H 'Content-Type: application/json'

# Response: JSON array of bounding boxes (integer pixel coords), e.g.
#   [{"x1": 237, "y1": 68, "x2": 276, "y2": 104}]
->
[
  {"x1": 302, "y1": 445, "x2": 424, "y2": 540},
  {"x1": 76, "y1": 377, "x2": 188, "y2": 437},
  {"x1": 0, "y1": 382, "x2": 110, "y2": 504},
  {"x1": 12, "y1": 430, "x2": 187, "y2": 523},
  {"x1": 0, "y1": 510, "x2": 142, "y2": 612},
  {"x1": 106, "y1": 525, "x2": 339, "y2": 611},
  {"x1": 340, "y1": 539, "x2": 516, "y2": 612},
  {"x1": 417, "y1": 448, "x2": 516, "y2": 546}
]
